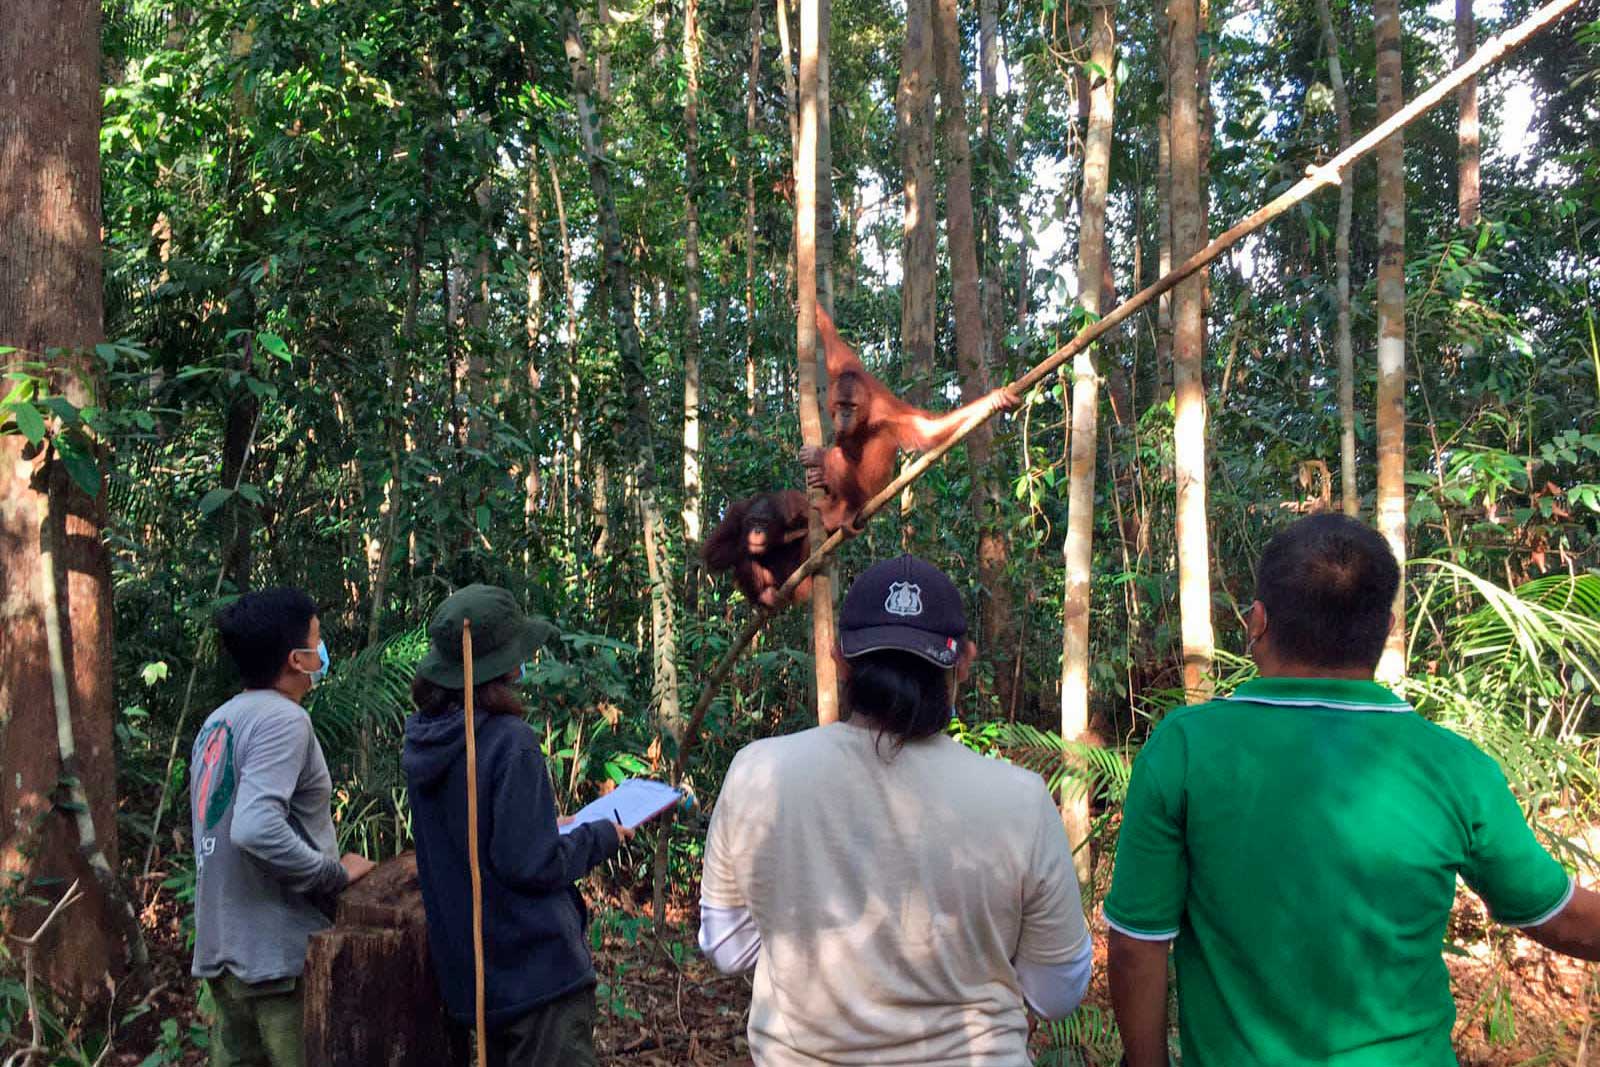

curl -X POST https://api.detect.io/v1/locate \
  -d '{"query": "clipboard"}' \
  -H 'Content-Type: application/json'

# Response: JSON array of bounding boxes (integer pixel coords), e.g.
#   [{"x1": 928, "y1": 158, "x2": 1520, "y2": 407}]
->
[{"x1": 559, "y1": 778, "x2": 683, "y2": 835}]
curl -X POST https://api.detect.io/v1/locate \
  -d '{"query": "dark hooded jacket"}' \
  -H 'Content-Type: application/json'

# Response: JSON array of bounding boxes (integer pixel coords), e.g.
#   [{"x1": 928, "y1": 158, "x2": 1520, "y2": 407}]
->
[{"x1": 402, "y1": 708, "x2": 619, "y2": 1028}]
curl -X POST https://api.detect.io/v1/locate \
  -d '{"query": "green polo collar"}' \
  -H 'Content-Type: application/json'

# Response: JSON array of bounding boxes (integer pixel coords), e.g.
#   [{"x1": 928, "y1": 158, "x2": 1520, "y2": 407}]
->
[{"x1": 1223, "y1": 676, "x2": 1411, "y2": 714}]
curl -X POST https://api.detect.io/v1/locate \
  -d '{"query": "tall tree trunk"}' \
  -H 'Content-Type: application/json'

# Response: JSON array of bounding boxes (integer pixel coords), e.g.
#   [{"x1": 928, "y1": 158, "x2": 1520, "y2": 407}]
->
[
  {"x1": 978, "y1": 0, "x2": 1007, "y2": 379},
  {"x1": 1374, "y1": 0, "x2": 1407, "y2": 681},
  {"x1": 219, "y1": 342, "x2": 259, "y2": 590},
  {"x1": 524, "y1": 150, "x2": 546, "y2": 557},
  {"x1": 466, "y1": 175, "x2": 493, "y2": 451},
  {"x1": 778, "y1": 0, "x2": 801, "y2": 305},
  {"x1": 373, "y1": 204, "x2": 425, "y2": 648},
  {"x1": 1155, "y1": 26, "x2": 1174, "y2": 400},
  {"x1": 744, "y1": 0, "x2": 763, "y2": 416},
  {"x1": 1197, "y1": 0, "x2": 1213, "y2": 316},
  {"x1": 933, "y1": 0, "x2": 1016, "y2": 710},
  {"x1": 1168, "y1": 0, "x2": 1215, "y2": 701},
  {"x1": 778, "y1": 0, "x2": 800, "y2": 158},
  {"x1": 978, "y1": 0, "x2": 997, "y2": 140},
  {"x1": 1060, "y1": 0, "x2": 1114, "y2": 885},
  {"x1": 1453, "y1": 0, "x2": 1480, "y2": 547},
  {"x1": 1315, "y1": 0, "x2": 1359, "y2": 518},
  {"x1": 897, "y1": 0, "x2": 937, "y2": 528},
  {"x1": 681, "y1": 0, "x2": 704, "y2": 599},
  {"x1": 595, "y1": 0, "x2": 612, "y2": 102},
  {"x1": 562, "y1": 10, "x2": 682, "y2": 733},
  {"x1": 898, "y1": 0, "x2": 936, "y2": 403},
  {"x1": 217, "y1": 22, "x2": 262, "y2": 594},
  {"x1": 816, "y1": 0, "x2": 836, "y2": 312},
  {"x1": 358, "y1": 180, "x2": 427, "y2": 782},
  {"x1": 0, "y1": 0, "x2": 142, "y2": 994},
  {"x1": 549, "y1": 158, "x2": 603, "y2": 558},
  {"x1": 798, "y1": 0, "x2": 841, "y2": 724},
  {"x1": 1457, "y1": 0, "x2": 1479, "y2": 227}
]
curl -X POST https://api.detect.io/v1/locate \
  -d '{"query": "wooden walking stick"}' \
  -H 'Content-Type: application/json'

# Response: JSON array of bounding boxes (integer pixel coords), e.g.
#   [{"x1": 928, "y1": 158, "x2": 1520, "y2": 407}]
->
[{"x1": 462, "y1": 619, "x2": 488, "y2": 1066}]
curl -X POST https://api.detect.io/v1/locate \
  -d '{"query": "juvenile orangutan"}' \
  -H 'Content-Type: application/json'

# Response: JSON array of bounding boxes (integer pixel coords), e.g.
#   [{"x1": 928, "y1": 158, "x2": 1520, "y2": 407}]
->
[{"x1": 702, "y1": 490, "x2": 813, "y2": 608}]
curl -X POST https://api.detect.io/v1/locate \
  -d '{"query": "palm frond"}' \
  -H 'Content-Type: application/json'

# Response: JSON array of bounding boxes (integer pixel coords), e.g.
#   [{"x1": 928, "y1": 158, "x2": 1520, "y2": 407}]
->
[
  {"x1": 985, "y1": 722, "x2": 1134, "y2": 804},
  {"x1": 306, "y1": 625, "x2": 429, "y2": 757},
  {"x1": 1406, "y1": 562, "x2": 1600, "y2": 876},
  {"x1": 1420, "y1": 562, "x2": 1600, "y2": 691}
]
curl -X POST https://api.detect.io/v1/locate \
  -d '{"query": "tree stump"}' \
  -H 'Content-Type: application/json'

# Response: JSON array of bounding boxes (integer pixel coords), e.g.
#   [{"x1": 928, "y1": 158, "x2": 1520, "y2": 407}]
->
[{"x1": 303, "y1": 852, "x2": 466, "y2": 1066}]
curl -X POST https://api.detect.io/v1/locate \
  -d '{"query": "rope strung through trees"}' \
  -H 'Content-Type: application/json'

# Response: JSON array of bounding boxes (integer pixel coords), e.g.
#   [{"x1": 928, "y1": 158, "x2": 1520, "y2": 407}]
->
[{"x1": 667, "y1": 0, "x2": 1583, "y2": 788}]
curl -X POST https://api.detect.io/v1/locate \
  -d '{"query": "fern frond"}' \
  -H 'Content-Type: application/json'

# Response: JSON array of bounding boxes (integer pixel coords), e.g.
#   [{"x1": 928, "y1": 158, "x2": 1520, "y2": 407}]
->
[
  {"x1": 986, "y1": 722, "x2": 1134, "y2": 803},
  {"x1": 1035, "y1": 1004, "x2": 1123, "y2": 1066}
]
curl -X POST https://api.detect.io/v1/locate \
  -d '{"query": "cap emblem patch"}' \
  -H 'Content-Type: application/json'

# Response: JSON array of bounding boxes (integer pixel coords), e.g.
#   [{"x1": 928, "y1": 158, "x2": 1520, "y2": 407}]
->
[{"x1": 885, "y1": 581, "x2": 923, "y2": 617}]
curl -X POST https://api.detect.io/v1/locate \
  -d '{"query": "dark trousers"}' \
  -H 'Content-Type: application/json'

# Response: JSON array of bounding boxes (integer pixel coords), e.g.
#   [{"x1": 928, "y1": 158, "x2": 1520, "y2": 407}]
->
[{"x1": 485, "y1": 985, "x2": 598, "y2": 1067}]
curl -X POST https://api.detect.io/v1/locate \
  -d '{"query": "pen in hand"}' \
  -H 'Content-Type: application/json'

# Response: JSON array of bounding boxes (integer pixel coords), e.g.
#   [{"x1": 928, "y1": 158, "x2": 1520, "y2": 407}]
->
[{"x1": 613, "y1": 807, "x2": 636, "y2": 843}]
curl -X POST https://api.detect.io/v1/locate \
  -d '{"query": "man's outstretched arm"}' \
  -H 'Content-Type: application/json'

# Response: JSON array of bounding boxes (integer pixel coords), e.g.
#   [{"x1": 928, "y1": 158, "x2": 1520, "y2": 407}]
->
[
  {"x1": 1522, "y1": 884, "x2": 1600, "y2": 960},
  {"x1": 1108, "y1": 929, "x2": 1171, "y2": 1067}
]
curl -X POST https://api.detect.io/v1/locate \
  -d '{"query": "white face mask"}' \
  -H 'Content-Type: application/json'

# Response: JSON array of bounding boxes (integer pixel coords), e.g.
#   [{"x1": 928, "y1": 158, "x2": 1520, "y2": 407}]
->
[{"x1": 294, "y1": 640, "x2": 330, "y2": 687}]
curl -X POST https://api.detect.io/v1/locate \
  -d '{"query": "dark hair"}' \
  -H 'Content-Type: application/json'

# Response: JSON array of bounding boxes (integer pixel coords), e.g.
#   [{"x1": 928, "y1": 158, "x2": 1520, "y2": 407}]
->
[
  {"x1": 844, "y1": 650, "x2": 952, "y2": 747},
  {"x1": 215, "y1": 588, "x2": 319, "y2": 689},
  {"x1": 1255, "y1": 514, "x2": 1401, "y2": 670},
  {"x1": 411, "y1": 675, "x2": 527, "y2": 719}
]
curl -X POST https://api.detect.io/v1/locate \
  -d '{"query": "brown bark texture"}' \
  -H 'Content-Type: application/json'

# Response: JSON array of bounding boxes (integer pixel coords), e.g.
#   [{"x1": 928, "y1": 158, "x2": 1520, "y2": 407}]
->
[
  {"x1": 744, "y1": 0, "x2": 763, "y2": 415},
  {"x1": 682, "y1": 0, "x2": 704, "y2": 570},
  {"x1": 1167, "y1": 0, "x2": 1216, "y2": 701},
  {"x1": 1154, "y1": 7, "x2": 1174, "y2": 401},
  {"x1": 799, "y1": 0, "x2": 841, "y2": 724},
  {"x1": 1375, "y1": 0, "x2": 1408, "y2": 680},
  {"x1": 1314, "y1": 0, "x2": 1360, "y2": 518},
  {"x1": 1060, "y1": 0, "x2": 1115, "y2": 883},
  {"x1": 303, "y1": 854, "x2": 467, "y2": 1066},
  {"x1": 464, "y1": 176, "x2": 494, "y2": 472},
  {"x1": 816, "y1": 0, "x2": 836, "y2": 313},
  {"x1": 0, "y1": 0, "x2": 127, "y2": 996},
  {"x1": 523, "y1": 151, "x2": 544, "y2": 537},
  {"x1": 898, "y1": 0, "x2": 937, "y2": 410},
  {"x1": 978, "y1": 0, "x2": 1006, "y2": 376},
  {"x1": 1457, "y1": 0, "x2": 1480, "y2": 227},
  {"x1": 932, "y1": 0, "x2": 1017, "y2": 709}
]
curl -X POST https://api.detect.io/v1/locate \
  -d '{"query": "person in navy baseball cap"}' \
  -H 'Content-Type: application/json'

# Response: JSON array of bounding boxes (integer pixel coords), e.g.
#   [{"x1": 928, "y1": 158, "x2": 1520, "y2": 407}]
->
[
  {"x1": 839, "y1": 554, "x2": 971, "y2": 670},
  {"x1": 832, "y1": 554, "x2": 979, "y2": 744},
  {"x1": 696, "y1": 555, "x2": 1093, "y2": 1060}
]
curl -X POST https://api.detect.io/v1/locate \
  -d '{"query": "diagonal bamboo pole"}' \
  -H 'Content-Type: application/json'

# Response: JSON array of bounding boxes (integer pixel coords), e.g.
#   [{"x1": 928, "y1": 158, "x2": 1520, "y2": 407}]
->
[{"x1": 668, "y1": 0, "x2": 1582, "y2": 786}]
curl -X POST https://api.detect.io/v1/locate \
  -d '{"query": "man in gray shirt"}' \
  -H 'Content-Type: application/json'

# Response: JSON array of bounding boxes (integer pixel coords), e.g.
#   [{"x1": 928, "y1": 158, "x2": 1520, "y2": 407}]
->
[{"x1": 190, "y1": 588, "x2": 374, "y2": 1067}]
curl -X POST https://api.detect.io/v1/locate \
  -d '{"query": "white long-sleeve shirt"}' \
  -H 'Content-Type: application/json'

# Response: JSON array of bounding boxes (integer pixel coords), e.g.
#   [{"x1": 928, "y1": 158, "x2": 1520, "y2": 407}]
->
[
  {"x1": 699, "y1": 902, "x2": 1094, "y2": 1019},
  {"x1": 697, "y1": 721, "x2": 1095, "y2": 1066}
]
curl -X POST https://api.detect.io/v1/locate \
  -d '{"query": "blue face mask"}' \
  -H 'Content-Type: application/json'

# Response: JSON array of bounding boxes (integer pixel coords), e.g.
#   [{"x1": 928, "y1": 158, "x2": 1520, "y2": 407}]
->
[
  {"x1": 297, "y1": 640, "x2": 330, "y2": 687},
  {"x1": 518, "y1": 661, "x2": 532, "y2": 684}
]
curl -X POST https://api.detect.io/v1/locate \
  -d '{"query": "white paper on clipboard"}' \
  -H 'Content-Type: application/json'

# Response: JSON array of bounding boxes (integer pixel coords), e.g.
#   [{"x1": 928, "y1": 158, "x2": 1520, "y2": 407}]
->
[{"x1": 559, "y1": 778, "x2": 683, "y2": 835}]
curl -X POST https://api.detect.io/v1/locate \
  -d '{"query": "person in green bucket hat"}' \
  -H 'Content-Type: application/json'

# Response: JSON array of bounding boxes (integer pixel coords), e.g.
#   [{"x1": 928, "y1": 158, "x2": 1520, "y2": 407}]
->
[{"x1": 402, "y1": 584, "x2": 631, "y2": 1067}]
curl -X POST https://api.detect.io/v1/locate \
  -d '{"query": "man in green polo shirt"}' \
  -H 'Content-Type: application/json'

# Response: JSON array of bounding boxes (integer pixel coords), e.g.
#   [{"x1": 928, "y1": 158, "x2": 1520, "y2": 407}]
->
[{"x1": 1106, "y1": 513, "x2": 1600, "y2": 1067}]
